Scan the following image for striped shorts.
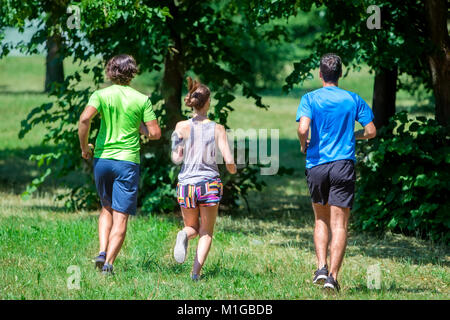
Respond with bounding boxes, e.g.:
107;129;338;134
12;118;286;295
176;179;223;209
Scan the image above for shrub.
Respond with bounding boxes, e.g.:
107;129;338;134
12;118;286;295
353;111;450;243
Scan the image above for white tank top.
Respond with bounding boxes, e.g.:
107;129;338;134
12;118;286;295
177;118;220;185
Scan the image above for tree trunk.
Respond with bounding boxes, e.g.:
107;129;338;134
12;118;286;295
425;0;450;126
372;67;398;129
45;33;64;92
161;1;184;131
162;49;183;130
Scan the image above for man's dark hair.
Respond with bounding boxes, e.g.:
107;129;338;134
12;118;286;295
319;53;342;83
106;54;138;85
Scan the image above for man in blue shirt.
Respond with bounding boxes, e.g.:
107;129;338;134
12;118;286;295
296;53;376;292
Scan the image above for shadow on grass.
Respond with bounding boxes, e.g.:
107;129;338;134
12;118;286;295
255;87;310;98
266;224;449;266
347;284;437;295
346;232;450;267
220;197;448;267
25;204;70;213
0;145;84;195
271;229;315;250
0;145;54;193
135;254;255;281
202;263;255;280
138;255;169;273
0;90;45;95
396;104;435;116
220;194;314;234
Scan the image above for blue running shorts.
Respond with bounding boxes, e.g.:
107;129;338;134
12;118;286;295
93;158;140;215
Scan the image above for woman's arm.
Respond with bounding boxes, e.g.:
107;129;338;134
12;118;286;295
216;124;237;174
171;122;186;165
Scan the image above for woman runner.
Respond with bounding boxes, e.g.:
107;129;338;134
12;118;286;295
171;77;236;280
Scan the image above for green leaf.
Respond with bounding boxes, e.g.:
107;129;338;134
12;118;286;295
387;217;398;229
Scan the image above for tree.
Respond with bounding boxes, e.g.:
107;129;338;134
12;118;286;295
424;0;450;126
42;0;69;92
45;32;64;91
282;0;432;129
0;0;67;92
3;0;298;211
372;67;397;128
234;9;326;91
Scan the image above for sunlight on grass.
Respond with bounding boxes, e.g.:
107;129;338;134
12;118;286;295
1;192;448;299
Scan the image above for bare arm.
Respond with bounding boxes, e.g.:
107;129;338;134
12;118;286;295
171;127;184;165
141;119;161;140
217;124;236;174
355;121;377;140
78;106;98;159
297;116;311;154
140;122;149;136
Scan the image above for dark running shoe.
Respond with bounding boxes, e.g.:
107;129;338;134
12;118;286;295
313;264;329;284
323;273;340;292
101;263;114;276
94;251;106;270
191;274;201;282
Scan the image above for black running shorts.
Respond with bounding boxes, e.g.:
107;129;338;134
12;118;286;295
305;159;356;209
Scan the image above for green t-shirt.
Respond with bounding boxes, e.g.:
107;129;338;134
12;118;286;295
87;84;157;164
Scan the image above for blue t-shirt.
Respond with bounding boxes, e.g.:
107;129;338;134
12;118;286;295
296;86;374;169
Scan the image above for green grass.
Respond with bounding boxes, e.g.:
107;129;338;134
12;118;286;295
0;56;448;300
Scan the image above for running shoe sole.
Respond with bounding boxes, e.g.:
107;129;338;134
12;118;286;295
101;264;114;276
95;256;106;270
313;275;328;284
174;230;188;263
323;281;340;292
323;283;335;290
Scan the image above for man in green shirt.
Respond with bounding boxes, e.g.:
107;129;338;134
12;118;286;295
78;54;161;275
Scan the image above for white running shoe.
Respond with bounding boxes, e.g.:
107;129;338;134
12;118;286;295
174;230;188;263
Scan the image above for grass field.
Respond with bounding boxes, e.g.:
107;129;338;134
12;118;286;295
0;56;448;300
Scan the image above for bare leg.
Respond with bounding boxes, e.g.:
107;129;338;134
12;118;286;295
312;203;330;269
181;207;200;239
99;206;113;253
192;205;218;275
329;205;350;280
105;210;129;265
174;207;199;264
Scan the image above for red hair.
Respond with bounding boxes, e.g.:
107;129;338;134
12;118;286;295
184;77;210;109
